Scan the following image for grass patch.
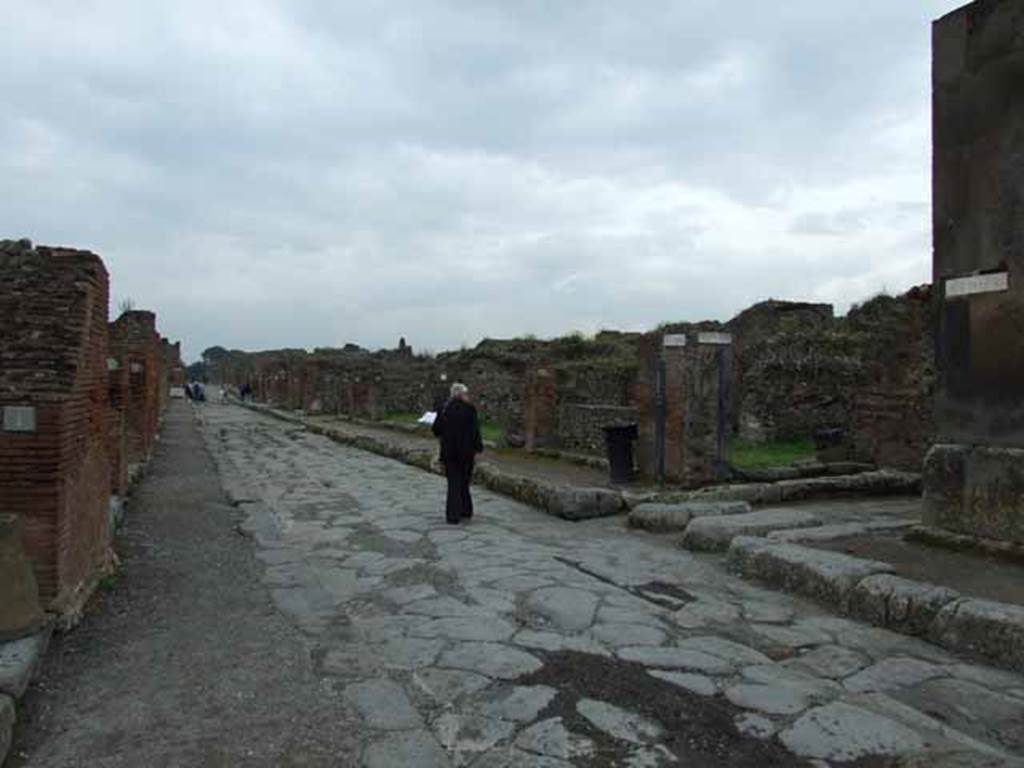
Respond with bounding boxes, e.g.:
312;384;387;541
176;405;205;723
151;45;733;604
381;411;421;425
730;438;815;469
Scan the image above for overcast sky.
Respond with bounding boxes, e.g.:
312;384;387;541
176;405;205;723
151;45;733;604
1;1;962;362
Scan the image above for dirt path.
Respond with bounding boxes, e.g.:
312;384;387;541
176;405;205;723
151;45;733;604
9;402;359;767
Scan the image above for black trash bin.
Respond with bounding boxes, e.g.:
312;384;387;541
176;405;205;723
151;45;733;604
603;424;639;484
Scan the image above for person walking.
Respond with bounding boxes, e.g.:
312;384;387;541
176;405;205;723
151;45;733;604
432;382;483;524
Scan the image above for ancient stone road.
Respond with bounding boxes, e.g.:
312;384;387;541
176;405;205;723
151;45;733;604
12;402;1024;767
201;405;1024;766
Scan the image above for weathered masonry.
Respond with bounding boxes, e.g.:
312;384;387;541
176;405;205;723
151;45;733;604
0;241;114;610
924;0;1024;544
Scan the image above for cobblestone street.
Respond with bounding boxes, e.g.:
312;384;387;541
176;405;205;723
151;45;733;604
197;404;1022;766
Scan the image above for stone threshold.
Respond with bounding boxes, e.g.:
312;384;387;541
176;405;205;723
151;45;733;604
0;629;52;767
727;536;1024;674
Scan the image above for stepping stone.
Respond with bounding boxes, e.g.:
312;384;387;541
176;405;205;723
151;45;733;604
438;643;543;680
682;509;823;552
780;702;926;762
628;501;751;532
345;679;422;730
526;587;599;632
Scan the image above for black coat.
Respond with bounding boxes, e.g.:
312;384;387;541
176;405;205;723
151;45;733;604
432;399;483;465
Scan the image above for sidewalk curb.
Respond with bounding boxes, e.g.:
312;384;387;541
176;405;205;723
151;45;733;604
727;536;1024;673
235;401;625;521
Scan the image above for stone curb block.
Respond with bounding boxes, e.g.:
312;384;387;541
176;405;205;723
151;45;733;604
847;574;961;637
237;402;624;522
667;469;921;507
928;598;1024;673
0;630;51;700
727;537;893;611
628;501;751;532
682;509;823;552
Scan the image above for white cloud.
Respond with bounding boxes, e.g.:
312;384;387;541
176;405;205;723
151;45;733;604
0;0;962;359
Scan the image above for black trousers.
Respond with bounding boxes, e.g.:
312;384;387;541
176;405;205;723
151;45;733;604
444;460;474;523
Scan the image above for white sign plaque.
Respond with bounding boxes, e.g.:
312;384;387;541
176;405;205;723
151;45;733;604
3;406;37;433
946;272;1009;299
662;334;687;348
698;331;733;346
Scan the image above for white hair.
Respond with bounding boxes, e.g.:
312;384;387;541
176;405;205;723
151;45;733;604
450;382;469;399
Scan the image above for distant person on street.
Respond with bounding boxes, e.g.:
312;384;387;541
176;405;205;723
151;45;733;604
432;382;483;525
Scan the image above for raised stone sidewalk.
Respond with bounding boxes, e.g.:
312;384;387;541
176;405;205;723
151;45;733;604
0;631;51;765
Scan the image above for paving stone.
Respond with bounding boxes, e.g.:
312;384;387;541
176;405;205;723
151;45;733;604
780;701;927;762
740;665;843;700
590;622;666;648
949;663;1024;691
476;685;558;722
784;645;872;679
576;698;662;745
525;587;599;632
432;712;517;764
515;717;594;760
672;600;739;627
752;623;833;649
439;643;543;680
728;537;893;610
363;729;452;768
412;668;492;704
646;670;718;696
682;509;823;552
616;646;733;674
345;678;422;730
734;713;776;740
892;678;1024;754
384;584;438;605
469;747;571;767
674;636;772;666
406;597;491;618
510;630;610;657
844;658;948;694
379;638;447;670
596;607;667;627
740;601;795;625
0;632;49;698
725;682;813;715
411;617;517;643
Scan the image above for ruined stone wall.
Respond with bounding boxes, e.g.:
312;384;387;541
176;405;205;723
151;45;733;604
0;241;112;606
557;404;638;455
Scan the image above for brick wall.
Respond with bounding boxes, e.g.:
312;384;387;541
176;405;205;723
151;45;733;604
110;311;161;472
0;241;112;606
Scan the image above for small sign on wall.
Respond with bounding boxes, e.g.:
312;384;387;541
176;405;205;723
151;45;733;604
946;271;1009;299
663;334;687;348
3;406;37;433
697;331;733;346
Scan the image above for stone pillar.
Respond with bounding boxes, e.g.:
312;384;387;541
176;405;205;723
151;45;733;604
924;0;1024;543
